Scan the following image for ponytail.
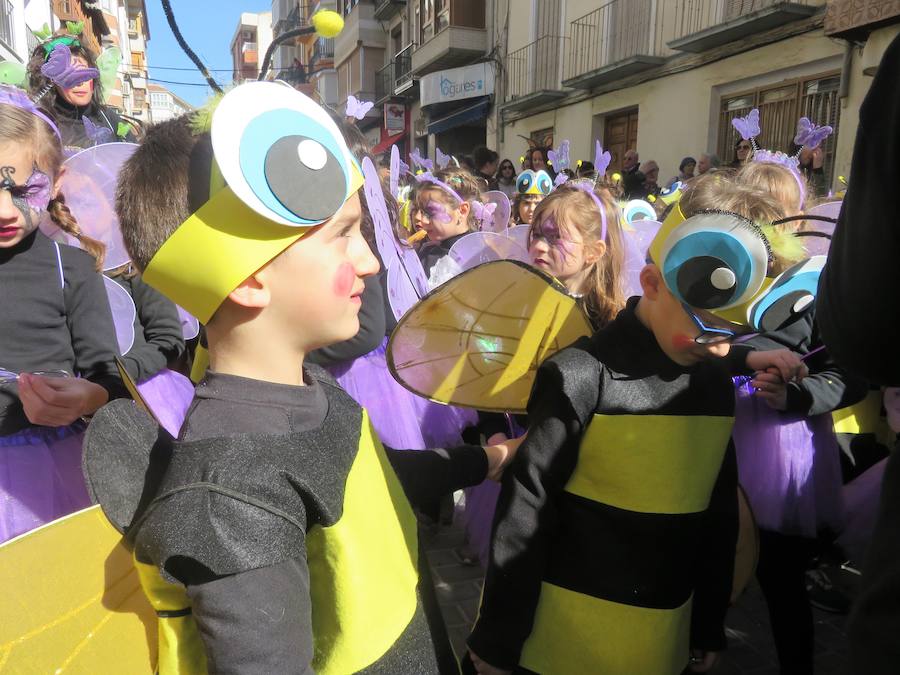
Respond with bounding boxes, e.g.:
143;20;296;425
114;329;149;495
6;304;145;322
48;193;106;271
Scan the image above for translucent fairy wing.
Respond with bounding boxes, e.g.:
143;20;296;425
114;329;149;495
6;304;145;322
449;232;529;272
797;201;840;257
362;156;428;320
507;224;530;250
0;505;157;673
387;260;592;413
389;145;400;198
481;190;511;233
621;220;659;298
42;143;139;271
176;305;201;340
96;46;122;104
103;275;136;355
0;61;26;87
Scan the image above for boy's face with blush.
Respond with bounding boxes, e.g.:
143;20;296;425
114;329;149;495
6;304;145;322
263;192;379;351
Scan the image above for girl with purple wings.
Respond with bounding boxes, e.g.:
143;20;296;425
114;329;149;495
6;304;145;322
26;30;137;153
0;86;127;543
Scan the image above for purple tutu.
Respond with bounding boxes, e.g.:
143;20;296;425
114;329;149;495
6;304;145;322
328;338;477;449
733;379;844;537
0;423;91;543
136;368;195;438
836;457;887;563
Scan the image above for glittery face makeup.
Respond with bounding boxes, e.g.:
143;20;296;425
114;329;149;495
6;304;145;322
529;216;577;259
0;166;51;233
413;188;466;242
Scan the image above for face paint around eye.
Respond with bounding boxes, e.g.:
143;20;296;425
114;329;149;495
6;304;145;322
0;166;48;232
426;200;454;224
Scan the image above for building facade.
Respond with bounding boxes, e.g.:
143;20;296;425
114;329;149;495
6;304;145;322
231;11;273;83
98;0;151;121
148;82;192;124
0;1;56;65
269;1;338;105
492;0;900;193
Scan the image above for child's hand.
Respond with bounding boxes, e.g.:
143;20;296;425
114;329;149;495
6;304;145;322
468;650;512;675
688;650;720;672
746;349;808;383
18;373;108;427
483;433;526;482
752;368;788;411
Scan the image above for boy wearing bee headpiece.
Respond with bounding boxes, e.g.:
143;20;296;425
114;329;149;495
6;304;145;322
465;194;807;674
81;82;519;673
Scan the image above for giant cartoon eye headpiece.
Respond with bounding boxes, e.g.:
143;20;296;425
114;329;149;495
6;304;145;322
649;205;772;326
143;82;364;323
516;170;553;196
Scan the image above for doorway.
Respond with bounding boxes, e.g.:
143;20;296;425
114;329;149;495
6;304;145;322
603;108;639;172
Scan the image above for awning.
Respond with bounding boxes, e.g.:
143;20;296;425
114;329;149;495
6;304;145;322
371;131;406;154
426;97;491;135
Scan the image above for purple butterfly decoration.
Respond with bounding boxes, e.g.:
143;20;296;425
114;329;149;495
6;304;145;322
794;117;833;150
471;200;498;230
41;44;99;90
731;108;761;141
547;140;570;172
410;149;433;173
83;116;114;145
435;147;451;170
594;140;611;176
554;173;569;187
345;94;374;120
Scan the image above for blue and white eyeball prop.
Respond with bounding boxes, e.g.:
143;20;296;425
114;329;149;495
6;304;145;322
657;212;770;311
623;199;657;224
516;169;553;196
658;182;684;206
210;81;362;227
747;256;824;332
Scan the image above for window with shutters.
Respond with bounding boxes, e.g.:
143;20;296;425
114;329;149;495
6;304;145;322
718;71;841;183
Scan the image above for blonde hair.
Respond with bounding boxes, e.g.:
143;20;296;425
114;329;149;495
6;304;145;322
735;161;806;218
530;184;626;328
0;103;106;269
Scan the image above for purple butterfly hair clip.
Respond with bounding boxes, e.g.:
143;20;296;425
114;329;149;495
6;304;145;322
731;108;761;141
594;141;612;176
547;140;570;172
410;149;434;173
794;117;833;150
435;147;451;170
83;116;115;145
345;94;374;121
40;43;99;92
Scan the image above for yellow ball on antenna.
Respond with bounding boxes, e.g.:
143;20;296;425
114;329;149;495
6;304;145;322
312;10;344;38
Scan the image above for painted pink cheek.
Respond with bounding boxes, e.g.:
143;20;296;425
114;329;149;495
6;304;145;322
333;262;356;297
672;333;695;350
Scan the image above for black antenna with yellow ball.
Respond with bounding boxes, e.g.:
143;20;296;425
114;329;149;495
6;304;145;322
160;0;224;94
258;10;344;82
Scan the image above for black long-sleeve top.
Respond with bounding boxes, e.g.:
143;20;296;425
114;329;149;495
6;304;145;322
0;230;125;435
110;273;186;382
155;367;487;674
468;299;738;670
738;308;868;416
817;31;900;675
52;98;137;151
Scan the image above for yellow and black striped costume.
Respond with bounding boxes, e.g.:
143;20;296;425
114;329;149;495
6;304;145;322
468;298;739;675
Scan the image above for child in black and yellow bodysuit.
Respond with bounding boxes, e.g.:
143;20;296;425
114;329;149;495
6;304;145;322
80;82;520;674
466;188;809;675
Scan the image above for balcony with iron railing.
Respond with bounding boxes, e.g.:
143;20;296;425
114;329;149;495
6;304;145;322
669;0;822;52
374;43;418;103
312;37;335;63
411;3;487;77
564;0;668;89
504;36;569;111
374;0;405;21
0;0;14;51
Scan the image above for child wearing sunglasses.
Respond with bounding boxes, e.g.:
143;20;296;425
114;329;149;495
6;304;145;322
464;178;804;674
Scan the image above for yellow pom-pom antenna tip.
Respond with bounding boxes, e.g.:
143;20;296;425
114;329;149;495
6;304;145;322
312;10;344;38
611;172;622;182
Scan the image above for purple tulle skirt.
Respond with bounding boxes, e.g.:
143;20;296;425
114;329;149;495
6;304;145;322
733;378;844;537
836;457;887;563
328;338;477;449
136;368;196;438
0;423;90;544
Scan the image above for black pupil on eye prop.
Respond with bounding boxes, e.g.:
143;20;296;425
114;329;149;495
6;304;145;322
264;135;346;221
757;290;812;332
519;175;532;191
676;256;737;309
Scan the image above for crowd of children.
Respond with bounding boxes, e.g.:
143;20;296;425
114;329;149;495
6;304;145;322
0;16;898;675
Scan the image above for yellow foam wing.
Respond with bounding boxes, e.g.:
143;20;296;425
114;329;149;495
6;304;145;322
387;260;592;414
0;506;157;674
